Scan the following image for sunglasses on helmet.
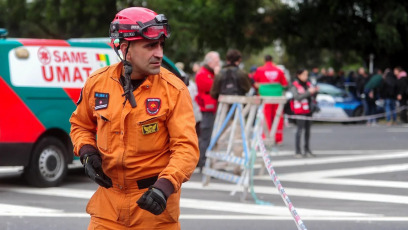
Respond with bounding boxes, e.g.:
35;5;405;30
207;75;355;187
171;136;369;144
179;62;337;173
110;14;171;40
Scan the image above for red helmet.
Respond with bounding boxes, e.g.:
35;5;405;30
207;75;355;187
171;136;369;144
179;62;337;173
109;7;171;41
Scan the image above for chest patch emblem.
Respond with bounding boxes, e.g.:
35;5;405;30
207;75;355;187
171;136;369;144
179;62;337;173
142;122;158;135
94;92;109;110
146;98;161;115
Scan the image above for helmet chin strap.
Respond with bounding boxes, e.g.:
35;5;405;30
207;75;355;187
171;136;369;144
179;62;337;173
114;41;137;108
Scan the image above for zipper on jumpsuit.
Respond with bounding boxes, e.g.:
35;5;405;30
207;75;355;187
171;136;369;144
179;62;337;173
118;80;152;191
110;76;128;191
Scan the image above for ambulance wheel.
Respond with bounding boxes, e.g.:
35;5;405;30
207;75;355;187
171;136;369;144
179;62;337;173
24;137;68;187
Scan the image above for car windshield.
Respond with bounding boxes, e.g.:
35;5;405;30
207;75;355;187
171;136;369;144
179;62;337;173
317;83;346;97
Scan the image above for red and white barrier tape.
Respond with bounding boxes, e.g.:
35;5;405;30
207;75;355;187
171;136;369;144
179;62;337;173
257;134;307;230
286;106;407;122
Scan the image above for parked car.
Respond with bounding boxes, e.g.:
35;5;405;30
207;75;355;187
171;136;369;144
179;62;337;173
313;83;364;119
285;83;384;122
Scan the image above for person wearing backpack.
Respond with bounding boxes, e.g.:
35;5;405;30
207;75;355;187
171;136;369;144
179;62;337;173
210;49;252;100
210;49;252;175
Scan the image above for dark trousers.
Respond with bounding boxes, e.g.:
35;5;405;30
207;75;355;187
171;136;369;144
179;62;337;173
295;119;311;154
365;96;377;123
198;112;215;167
399;98;407;123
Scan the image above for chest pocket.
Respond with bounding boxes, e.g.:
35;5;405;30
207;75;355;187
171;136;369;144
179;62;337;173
135;113;168;154
96;111;111;152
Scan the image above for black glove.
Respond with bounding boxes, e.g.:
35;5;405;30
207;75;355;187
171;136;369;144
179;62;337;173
137;187;167;215
82;153;112;188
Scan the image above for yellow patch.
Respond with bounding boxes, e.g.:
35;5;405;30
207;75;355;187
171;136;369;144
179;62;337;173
142;122;158;135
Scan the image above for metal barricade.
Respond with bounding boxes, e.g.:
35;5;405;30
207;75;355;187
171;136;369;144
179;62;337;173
202;95;287;200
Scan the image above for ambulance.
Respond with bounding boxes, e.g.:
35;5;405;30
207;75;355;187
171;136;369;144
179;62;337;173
0;29;184;187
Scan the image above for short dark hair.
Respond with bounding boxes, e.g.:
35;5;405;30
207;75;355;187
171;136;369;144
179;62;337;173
264;55;273;62
296;68;307;77
226;49;242;63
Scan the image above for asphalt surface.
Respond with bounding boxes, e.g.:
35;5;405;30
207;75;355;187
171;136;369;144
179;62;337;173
0;123;407;230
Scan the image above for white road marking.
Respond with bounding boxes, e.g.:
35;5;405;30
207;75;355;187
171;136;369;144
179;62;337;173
0;211;405;221
254;161;408;189
1;150;407;221
264;151;408;167
282;177;408;189
266;163;408;180
0;186;94;199
180;215;408;222
180;198;374;217
183;181;408;205
0;186;379;218
0;197;374;218
274;149;406;156
0;204;62;214
0;212;88;217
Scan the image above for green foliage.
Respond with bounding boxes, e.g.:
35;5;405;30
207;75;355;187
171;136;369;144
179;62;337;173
143;0;273;70
2;0;408;72
2;0;117;38
270;0;408;70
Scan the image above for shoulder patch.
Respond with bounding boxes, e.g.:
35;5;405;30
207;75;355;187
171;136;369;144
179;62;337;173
160;67;185;90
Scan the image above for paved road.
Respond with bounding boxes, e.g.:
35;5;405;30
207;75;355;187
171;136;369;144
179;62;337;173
0;123;407;230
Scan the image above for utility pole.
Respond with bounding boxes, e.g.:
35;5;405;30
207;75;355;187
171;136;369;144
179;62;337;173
369;53;374;74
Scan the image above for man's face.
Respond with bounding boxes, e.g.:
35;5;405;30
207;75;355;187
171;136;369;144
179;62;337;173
393;68;399;76
122;38;165;79
358;67;365;75
208;54;220;70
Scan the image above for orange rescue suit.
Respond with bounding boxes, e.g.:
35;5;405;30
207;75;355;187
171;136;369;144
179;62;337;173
70;62;199;230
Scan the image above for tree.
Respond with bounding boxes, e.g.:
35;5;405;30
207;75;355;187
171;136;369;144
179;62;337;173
1;0;282;71
2;0;117;38
269;0;408;70
142;0;281;70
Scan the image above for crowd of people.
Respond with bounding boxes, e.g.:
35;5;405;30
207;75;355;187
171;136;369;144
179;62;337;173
310;66;408;126
186;52;408;164
186;51;321;164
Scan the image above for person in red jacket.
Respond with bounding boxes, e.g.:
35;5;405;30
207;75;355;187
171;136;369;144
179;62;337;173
253;55;288;144
195;51;220;169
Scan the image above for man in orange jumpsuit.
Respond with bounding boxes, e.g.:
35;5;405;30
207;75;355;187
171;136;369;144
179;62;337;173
70;7;199;230
253;55;288;144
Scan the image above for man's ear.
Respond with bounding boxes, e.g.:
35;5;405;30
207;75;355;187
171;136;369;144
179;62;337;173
119;41;130;60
